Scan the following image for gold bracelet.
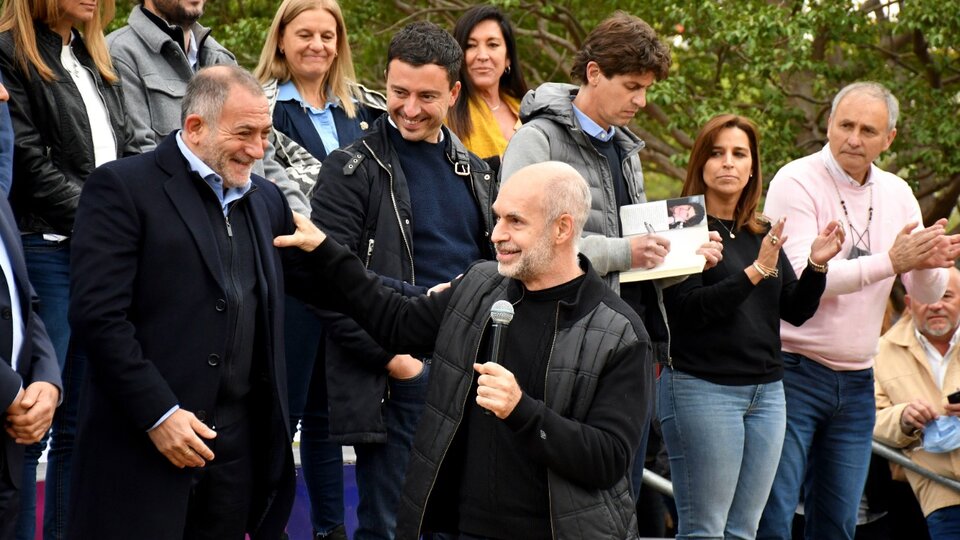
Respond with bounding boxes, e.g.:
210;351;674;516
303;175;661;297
752;261;778;279
756;260;779;278
808;257;828;273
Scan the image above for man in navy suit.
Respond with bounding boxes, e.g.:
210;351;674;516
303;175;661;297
0;77;61;540
67;65;308;539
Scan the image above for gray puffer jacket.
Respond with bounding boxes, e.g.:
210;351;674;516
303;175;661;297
501;83;673;362
502;82;647;286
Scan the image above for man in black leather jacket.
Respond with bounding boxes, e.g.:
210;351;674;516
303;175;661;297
309;21;496;540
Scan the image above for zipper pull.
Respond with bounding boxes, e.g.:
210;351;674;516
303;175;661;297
365;238;375;267
224;215;233;237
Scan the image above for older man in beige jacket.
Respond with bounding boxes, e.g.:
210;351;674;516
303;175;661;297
875;266;960;538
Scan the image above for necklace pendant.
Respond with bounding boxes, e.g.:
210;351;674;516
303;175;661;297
728;232;735;239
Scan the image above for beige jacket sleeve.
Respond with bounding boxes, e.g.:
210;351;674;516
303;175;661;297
874;371;922;448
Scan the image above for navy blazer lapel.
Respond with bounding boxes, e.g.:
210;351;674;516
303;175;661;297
332;108;363;151
0;197;31;316
163;173;228;292
245;185;279;303
156;138;227;291
276;101;328;161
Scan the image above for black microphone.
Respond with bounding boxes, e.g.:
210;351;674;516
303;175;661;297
482;300;514;417
488;300;515;365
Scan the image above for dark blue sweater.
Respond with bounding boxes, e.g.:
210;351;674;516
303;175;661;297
388;125;484;287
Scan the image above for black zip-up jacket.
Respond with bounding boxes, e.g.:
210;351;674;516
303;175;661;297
0;23;134;235
310;115;497;442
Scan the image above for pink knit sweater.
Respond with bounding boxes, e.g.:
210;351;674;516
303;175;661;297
763;146;947;371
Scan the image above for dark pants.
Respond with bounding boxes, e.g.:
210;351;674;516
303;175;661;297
927;505;960;540
18;235;80;540
0;448;20;540
354;363;430;540
183;414;256;540
284;296;344;535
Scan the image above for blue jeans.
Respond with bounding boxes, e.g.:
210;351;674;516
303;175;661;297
658;367;786;539
757;353;875;540
927;505;960;540
284;296;344;535
16;235;81;540
354;362;430;540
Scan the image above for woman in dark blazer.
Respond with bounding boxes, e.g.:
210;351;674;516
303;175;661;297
253;0;383;537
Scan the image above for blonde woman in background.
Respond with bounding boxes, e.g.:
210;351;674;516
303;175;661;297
254;1;384;538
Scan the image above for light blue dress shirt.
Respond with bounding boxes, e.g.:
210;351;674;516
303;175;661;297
571;102;617;142
277;81;341;155
175;131;252;217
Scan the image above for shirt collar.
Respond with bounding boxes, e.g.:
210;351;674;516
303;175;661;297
915;326;960;362
185;28;198;70
175;131;251;215
820;144;876;187
571;102;616;142
277;80;341;111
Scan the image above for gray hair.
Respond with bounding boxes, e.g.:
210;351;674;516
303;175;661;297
830;82;899;132
504;162;592;246
181;65;266;126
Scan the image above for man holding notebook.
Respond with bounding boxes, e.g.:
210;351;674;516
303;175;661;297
500;11;722;503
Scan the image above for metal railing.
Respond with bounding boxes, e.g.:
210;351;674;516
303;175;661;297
639;439;960;498
871;439;960;493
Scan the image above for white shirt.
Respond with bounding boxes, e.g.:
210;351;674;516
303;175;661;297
916;328;960;390
0;238;24;370
59;37;116;168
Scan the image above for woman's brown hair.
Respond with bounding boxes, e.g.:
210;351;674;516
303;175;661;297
681;114;765;234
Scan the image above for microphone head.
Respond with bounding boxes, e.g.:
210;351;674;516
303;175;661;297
490;300;515;325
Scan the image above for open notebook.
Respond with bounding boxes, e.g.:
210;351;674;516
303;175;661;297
619;194;708;282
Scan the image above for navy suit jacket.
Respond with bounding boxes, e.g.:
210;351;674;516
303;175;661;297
67;133;299;539
0;190;60;489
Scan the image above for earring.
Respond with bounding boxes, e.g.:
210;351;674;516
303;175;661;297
505;65;511;75
279;48;284;55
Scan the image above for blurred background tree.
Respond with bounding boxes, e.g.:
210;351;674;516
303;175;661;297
110;0;960;223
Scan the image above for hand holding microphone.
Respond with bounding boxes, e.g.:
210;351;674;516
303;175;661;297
475;300;521;418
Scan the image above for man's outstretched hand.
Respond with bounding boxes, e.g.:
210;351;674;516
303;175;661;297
274;211;327;252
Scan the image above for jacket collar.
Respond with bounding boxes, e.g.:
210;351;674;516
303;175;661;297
520;82;646;156
368;115;474;174
35;21;83;52
128;5;212;55
883;313;949;383
502;255;606;329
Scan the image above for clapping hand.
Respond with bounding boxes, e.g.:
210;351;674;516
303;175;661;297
809;220;845;265
756;218;787;271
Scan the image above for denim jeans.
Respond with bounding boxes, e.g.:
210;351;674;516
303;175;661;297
926;504;960;540
658;367;786;539
354;362;430;540
757;353;875;540
284;295;344;535
16;235;81;540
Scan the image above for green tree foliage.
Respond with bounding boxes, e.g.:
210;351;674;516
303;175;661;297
110;0;959;221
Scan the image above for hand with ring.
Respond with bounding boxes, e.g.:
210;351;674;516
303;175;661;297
750;217;786;283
